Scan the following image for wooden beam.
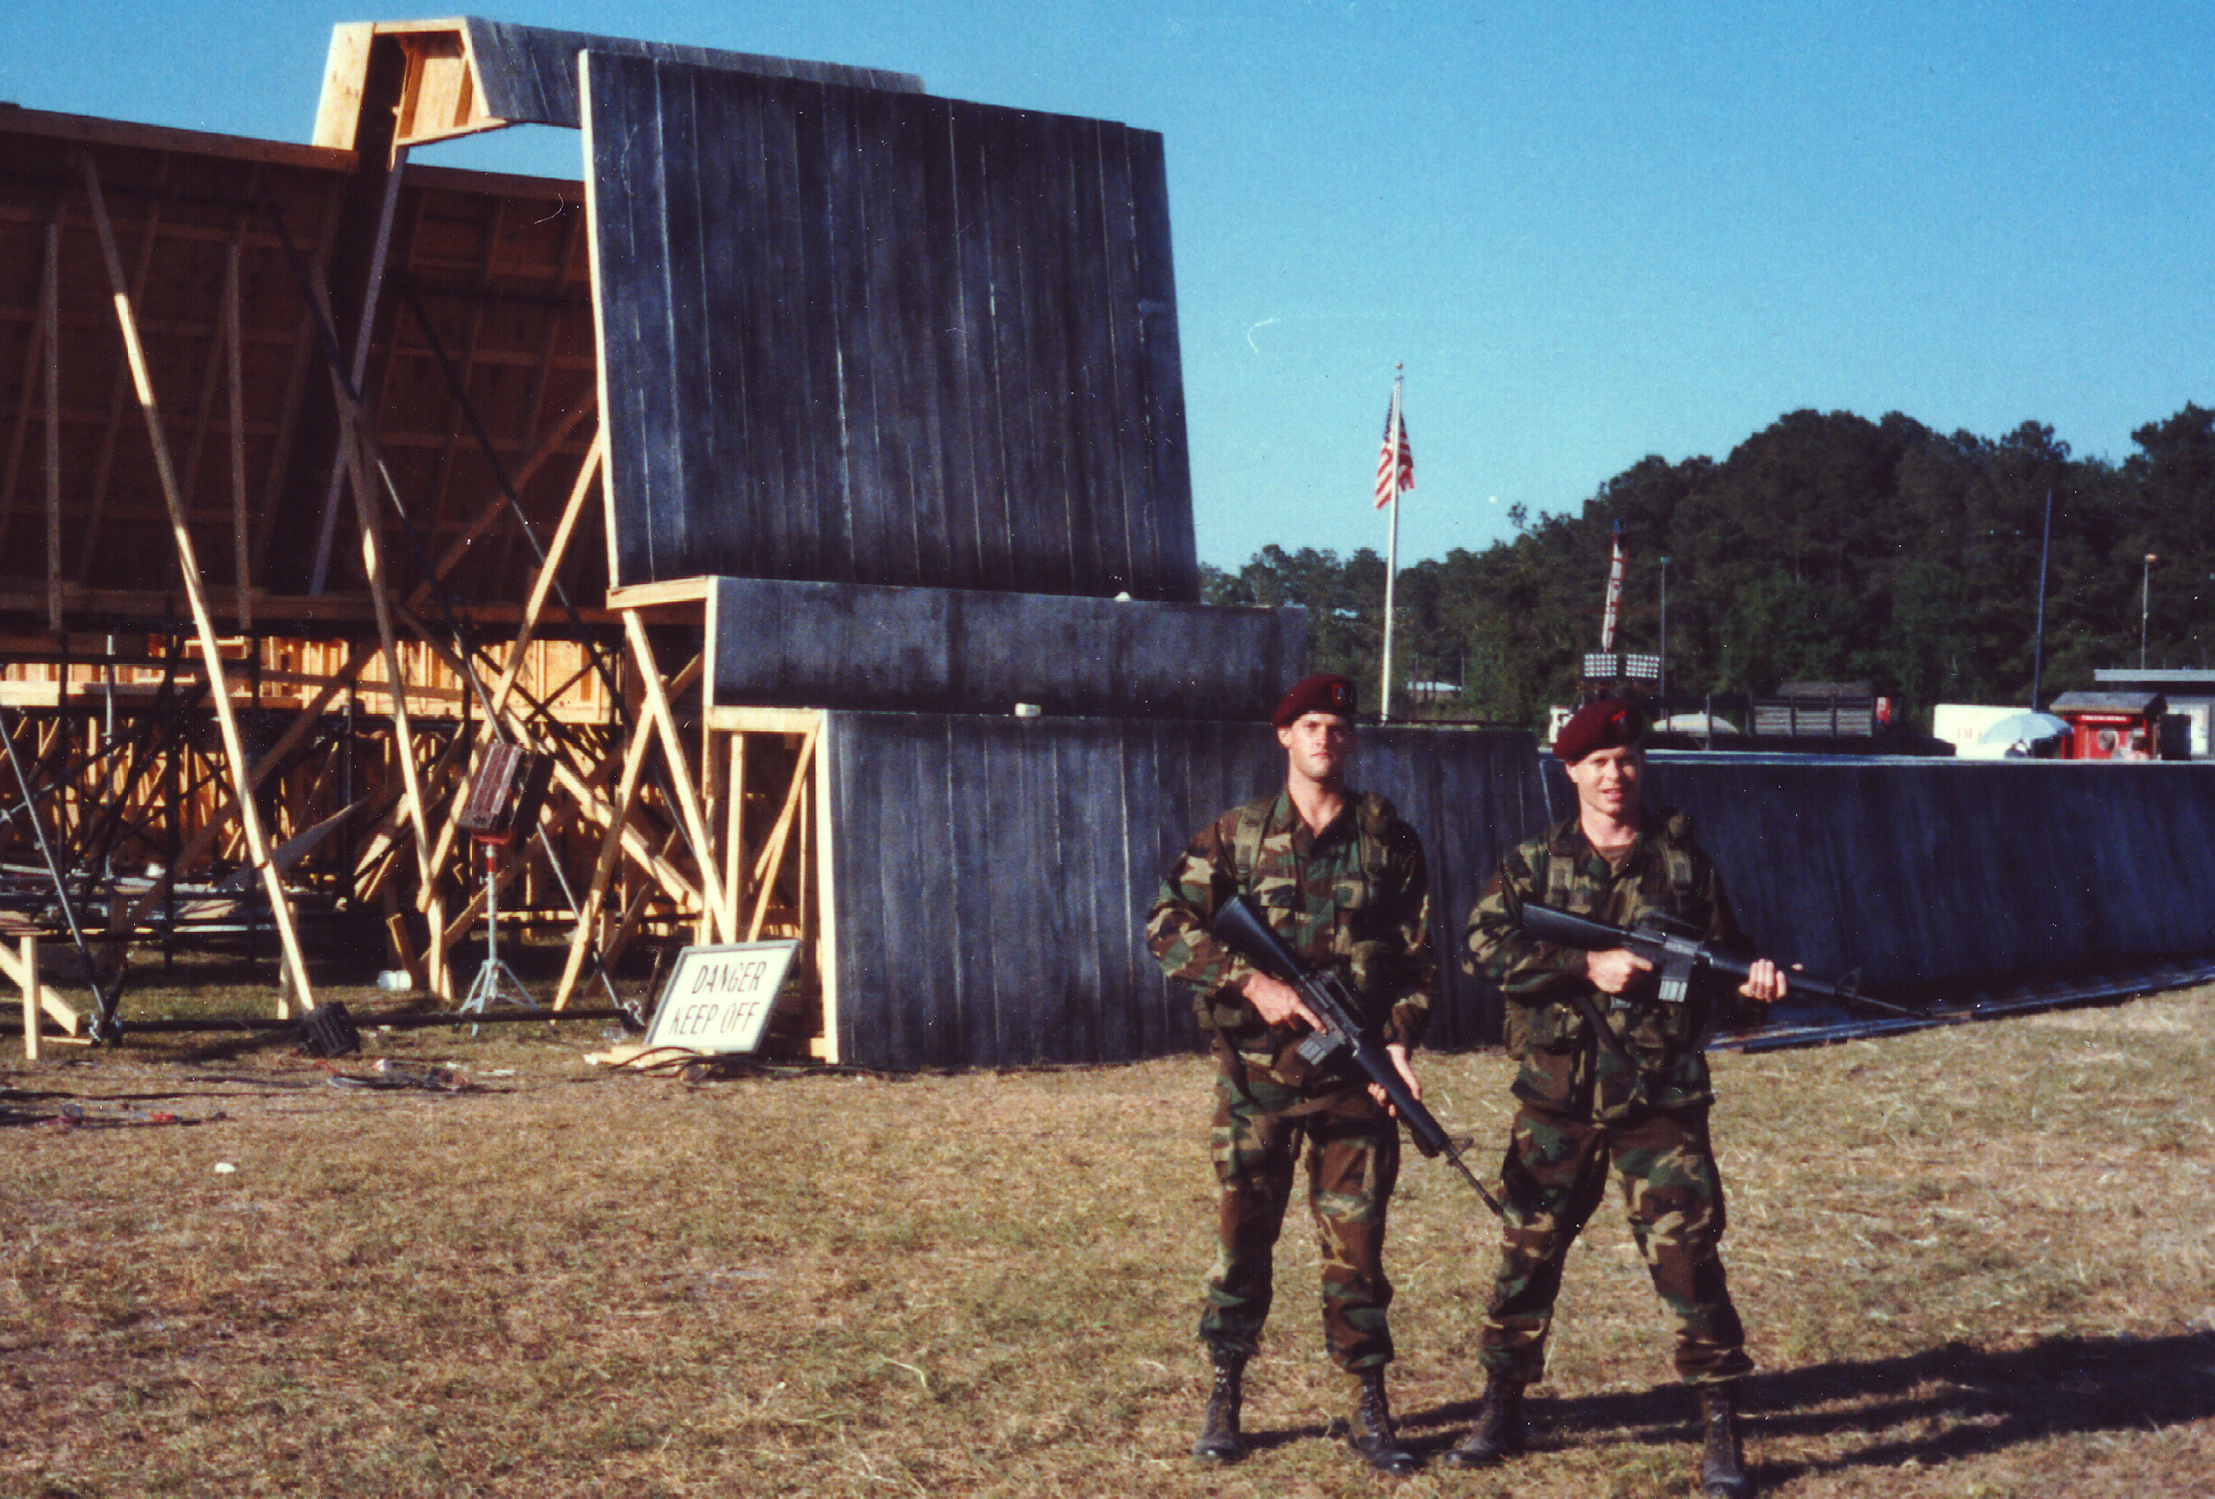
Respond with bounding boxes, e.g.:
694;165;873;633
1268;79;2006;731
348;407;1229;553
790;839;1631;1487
18;936;35;1061
224;242;251;630
811;711;840;1064
81;159;314;1017
42;221;60;633
551;711;654;1010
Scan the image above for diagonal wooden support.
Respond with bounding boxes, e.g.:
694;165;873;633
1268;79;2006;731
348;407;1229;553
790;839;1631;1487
746;725;819;943
551;701;657;1011
489;432;603;717
82;159;313;1016
625;611;729;942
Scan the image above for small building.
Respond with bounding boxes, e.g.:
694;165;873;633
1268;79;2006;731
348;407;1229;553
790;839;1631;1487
2094;670;2215;758
2050;691;2167;760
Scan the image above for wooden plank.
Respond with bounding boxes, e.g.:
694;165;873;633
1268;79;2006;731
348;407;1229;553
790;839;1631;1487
842;84;919;587
659;60;733;582
811;711;841;1062
975;103;1048;594
1027;113;1098;597
788;79;851;584
703;66;775;581
920;100;989;591
1051;722;1117;1062
582;50;683;588
1126;128;1198;602
18;936;35;1061
1083;121;1143;594
883;89;955;588
828;84;900;589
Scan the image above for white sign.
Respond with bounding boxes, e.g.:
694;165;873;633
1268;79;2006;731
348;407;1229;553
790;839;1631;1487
643;941;801;1055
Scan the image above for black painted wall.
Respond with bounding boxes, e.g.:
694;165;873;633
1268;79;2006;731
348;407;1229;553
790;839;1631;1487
1640;755;2215;990
583;52;1196;600
825;730;2215;1070
823;715;1540;1069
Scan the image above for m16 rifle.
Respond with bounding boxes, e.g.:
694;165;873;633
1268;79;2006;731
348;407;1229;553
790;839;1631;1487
1517;901;1915;1021
1210;893;1502;1218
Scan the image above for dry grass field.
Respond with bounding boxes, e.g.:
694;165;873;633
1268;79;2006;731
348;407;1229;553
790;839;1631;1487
3;968;2212;1497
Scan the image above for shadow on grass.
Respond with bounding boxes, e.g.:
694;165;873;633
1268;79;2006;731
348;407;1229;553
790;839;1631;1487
1394;1331;2215;1478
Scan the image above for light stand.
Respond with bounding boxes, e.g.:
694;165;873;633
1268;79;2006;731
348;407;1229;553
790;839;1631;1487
455;743;548;1025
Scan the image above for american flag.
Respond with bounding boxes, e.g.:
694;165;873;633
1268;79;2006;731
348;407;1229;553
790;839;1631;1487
1373;385;1414;508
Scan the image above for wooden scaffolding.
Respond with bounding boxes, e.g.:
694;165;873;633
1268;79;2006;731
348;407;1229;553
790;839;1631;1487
0;22;865;1048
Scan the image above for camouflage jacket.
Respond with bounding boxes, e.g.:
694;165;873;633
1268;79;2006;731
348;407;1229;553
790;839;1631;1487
1465;806;1762;1122
1146;789;1436;1076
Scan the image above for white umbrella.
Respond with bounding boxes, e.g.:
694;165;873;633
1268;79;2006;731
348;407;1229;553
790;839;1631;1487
1977;711;2070;755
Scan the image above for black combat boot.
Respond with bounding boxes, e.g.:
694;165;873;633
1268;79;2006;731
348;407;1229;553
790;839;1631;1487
1442;1372;1525;1467
1697;1379;1754;1497
1191;1347;1247;1463
1345;1366;1418;1476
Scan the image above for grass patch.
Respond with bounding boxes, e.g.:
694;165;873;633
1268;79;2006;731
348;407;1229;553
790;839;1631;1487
2;978;2212;1495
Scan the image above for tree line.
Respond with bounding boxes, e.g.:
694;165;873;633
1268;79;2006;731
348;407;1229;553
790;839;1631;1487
1203;405;2215;733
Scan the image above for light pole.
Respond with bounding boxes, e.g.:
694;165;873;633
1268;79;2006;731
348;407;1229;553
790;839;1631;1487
1658;556;1670;717
2141;552;2159;669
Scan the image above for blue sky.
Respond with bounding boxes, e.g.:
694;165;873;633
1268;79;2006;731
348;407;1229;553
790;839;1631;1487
12;3;2212;573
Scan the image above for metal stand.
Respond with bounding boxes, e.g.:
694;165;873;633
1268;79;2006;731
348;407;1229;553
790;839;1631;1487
458;839;539;1024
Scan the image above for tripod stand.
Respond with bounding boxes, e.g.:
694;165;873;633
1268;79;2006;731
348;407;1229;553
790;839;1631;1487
458;834;540;1022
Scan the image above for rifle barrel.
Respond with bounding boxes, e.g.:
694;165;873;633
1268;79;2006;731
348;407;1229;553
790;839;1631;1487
1518;899;1909;1017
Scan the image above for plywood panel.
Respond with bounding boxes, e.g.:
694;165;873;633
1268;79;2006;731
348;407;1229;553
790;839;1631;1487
583;59;1198;601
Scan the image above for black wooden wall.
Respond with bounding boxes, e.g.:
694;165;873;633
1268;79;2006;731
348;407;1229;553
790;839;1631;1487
1640;756;2215;990
583;51;1197;600
825;728;2215;1071
822;715;1542;1069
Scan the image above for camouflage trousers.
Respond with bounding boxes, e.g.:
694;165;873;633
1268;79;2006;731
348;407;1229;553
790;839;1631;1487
1480;1102;1752;1385
1200;1066;1401;1371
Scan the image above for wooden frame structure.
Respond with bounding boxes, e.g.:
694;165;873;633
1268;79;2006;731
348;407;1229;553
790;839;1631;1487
0;23;870;1049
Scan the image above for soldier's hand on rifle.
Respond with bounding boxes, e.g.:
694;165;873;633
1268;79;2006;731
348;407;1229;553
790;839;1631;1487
1585;947;1652;994
1738;958;1792;1006
1367;1042;1422;1116
1242;971;1325;1032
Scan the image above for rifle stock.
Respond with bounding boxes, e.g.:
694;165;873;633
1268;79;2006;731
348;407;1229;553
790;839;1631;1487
1210;893;1502;1217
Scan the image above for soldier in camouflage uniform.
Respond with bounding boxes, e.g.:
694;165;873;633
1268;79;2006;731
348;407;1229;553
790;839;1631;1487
1146;673;1436;1476
1447;698;1784;1499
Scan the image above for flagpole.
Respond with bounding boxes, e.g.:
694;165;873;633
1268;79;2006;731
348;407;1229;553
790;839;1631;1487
1379;369;1402;723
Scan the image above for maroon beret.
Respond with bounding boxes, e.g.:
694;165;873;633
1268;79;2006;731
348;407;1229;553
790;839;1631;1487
1554;698;1643;762
1271;673;1358;728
